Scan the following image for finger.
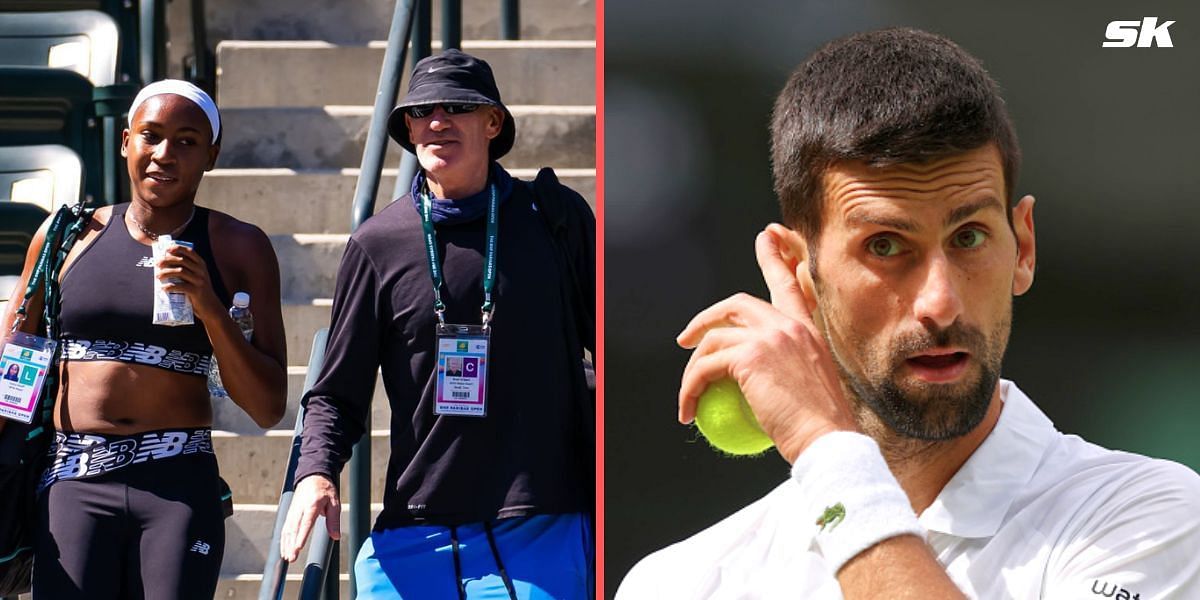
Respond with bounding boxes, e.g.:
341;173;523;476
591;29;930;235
160;246;205;269
681;328;753;422
676;293;782;349
680;325;752;386
756;225;810;321
290;503;319;561
325;497;342;541
678;345;745;424
161;270;208;287
156;255;182;269
155;264;201;278
280;504;301;561
177;247;206;267
156;266;184;279
165;244;199;258
159;278;207;296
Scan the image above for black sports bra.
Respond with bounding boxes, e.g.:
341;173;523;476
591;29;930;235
58;203;232;377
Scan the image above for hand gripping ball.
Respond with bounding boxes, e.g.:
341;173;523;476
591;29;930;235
695;379;774;456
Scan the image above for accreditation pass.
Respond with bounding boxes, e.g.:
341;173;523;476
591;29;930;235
434;323;489;417
0;332;56;424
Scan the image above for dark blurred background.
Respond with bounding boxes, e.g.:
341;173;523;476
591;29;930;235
604;0;1200;595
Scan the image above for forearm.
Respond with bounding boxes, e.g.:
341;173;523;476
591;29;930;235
292;340;376;481
294;238;384;477
206;312;286;427
837;535;965;599
295;391;368;483
1;289;28;333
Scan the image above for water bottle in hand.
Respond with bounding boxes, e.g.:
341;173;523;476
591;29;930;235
208;292;254;399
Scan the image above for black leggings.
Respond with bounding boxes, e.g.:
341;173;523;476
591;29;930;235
33;451;225;599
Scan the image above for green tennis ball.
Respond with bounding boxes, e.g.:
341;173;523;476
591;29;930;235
695;379;774;456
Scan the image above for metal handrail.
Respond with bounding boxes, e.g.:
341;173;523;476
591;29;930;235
501;0;519;39
441;0;461;50
137;0;161;85
186;0;214;94
258;328;333;600
390;0;431;202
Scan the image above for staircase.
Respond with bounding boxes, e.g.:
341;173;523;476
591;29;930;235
193;0;596;596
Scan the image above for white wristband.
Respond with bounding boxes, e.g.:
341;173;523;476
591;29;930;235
790;431;925;573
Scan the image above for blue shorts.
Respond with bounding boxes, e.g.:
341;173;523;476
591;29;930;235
353;512;593;600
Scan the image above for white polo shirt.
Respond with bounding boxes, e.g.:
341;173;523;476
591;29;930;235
617;380;1200;599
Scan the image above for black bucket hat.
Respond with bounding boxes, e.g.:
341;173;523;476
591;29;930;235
386;49;516;160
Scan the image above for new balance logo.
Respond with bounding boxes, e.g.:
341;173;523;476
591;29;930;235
1103;17;1175;48
135;256;155;268
189;540;211;555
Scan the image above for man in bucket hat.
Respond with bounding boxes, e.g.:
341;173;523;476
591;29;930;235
281;49;595;599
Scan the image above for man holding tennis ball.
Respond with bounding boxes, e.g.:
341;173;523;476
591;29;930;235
618;28;1200;599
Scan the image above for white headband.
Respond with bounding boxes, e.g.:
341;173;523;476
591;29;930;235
127;79;221;143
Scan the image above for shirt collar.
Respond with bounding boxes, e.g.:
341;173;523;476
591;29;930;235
918;379;1058;538
409;162;514;225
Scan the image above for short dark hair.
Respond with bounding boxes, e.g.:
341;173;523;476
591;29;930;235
770;28;1020;240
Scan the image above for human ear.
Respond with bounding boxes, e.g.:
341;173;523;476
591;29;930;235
120;128;129;158
765;223;819;315
205;143;220;172
485;107;503;140
1011;195;1036;296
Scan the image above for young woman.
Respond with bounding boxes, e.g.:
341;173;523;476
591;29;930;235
1;80;287;599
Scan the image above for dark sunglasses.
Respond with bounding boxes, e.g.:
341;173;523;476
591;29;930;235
404;103;482;118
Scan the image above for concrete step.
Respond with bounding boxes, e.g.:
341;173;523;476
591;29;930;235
217;40;595;108
271;233;346;301
217;573;350;598
197;168;595;234
213;431;391;505
216;105;595;170
203;0;595;45
282;300;334;366
223;503;384;577
211;364;391;434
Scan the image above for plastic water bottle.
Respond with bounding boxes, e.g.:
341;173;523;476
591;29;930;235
208;292;253;398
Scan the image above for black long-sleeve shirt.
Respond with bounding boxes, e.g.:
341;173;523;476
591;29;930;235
295;174;594;528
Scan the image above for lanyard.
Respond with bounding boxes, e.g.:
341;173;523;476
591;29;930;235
419;183;499;326
11;204;91;336
7;202;93;429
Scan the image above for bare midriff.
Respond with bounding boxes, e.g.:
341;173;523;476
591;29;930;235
53;360;213;434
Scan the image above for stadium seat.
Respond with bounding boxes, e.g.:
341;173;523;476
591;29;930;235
0;142;80;302
0;10;119;85
0;0;150;83
0;145;84;214
0;67;100;202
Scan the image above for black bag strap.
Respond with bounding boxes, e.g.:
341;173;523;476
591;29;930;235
527;168;597;516
529;167;595;351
